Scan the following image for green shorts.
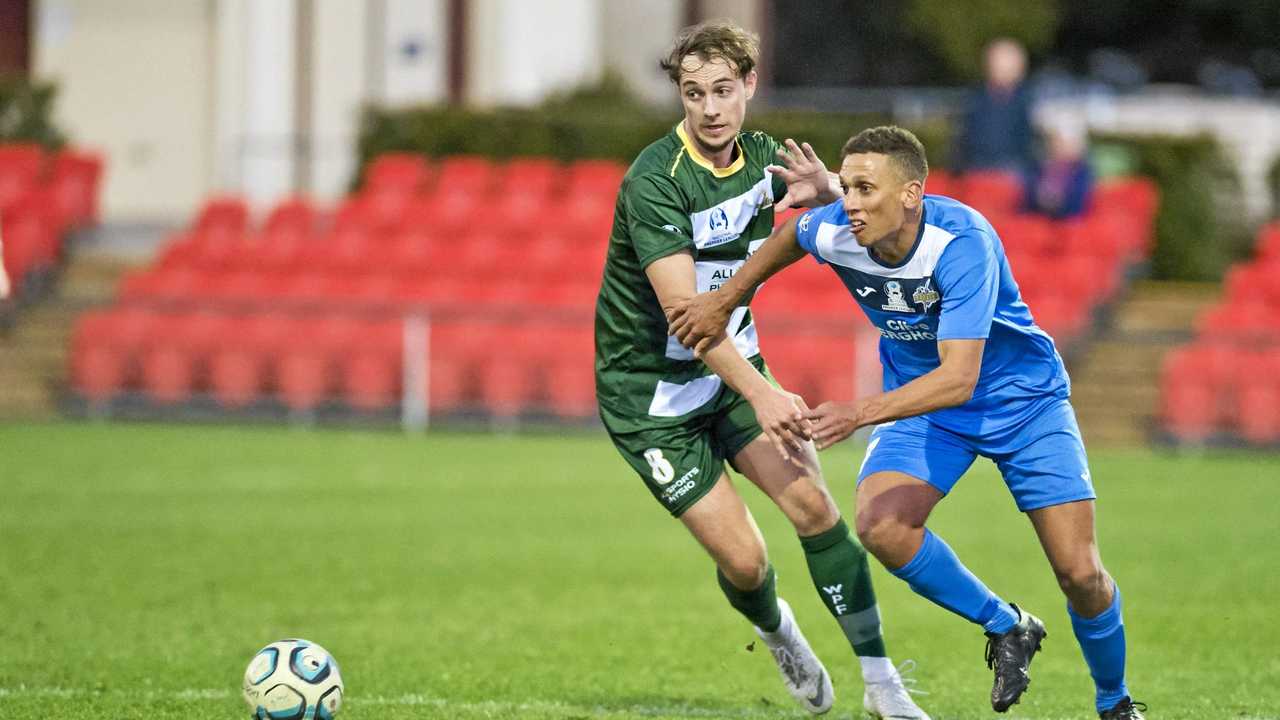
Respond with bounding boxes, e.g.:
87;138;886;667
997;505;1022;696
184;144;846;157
604;365;771;518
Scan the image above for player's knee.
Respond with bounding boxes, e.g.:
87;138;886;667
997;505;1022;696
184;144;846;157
854;506;910;560
784;482;838;536
1054;559;1109;600
720;554;769;591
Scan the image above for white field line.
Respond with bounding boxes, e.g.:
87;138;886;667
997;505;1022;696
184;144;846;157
1;687;1277;720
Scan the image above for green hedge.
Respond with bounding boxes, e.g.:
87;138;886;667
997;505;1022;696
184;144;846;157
1092;132;1251;280
0;76;65;148
356;103;1245;281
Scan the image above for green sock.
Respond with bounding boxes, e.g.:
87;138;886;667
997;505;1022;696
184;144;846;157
717;564;782;633
801;517;887;657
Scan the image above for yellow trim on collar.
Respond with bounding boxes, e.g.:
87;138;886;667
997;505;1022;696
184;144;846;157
675;122;745;178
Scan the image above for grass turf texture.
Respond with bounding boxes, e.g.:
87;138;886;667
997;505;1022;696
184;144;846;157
0;422;1277;719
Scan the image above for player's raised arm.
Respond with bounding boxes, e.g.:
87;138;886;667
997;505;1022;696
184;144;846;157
645;251;811;460
769;138;842;212
668;214;808;355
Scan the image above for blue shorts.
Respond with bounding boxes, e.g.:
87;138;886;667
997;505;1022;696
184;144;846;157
857;398;1096;512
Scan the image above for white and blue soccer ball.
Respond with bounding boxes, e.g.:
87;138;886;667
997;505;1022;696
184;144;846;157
242;639;344;720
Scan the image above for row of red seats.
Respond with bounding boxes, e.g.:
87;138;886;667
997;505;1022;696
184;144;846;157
1162;342;1280;442
1163;221;1280;443
362;154;626;198
69;305;864;418
71;307;598;417
0;143;103;297
154;226;609;279
1188;221;1280;343
118;268;601;315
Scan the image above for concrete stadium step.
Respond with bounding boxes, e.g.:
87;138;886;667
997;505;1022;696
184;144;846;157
1067;280;1221;448
0;255;139;420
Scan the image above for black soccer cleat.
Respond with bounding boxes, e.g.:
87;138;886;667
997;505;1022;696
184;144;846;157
984;604;1047;712
1099;697;1147;719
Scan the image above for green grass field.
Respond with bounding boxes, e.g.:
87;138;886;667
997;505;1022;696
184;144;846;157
1;422;1277;719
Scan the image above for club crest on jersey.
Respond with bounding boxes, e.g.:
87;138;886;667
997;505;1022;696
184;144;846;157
701;206;741;247
881;281;913;312
913;278;940;312
710;208;729;231
798;212;812;233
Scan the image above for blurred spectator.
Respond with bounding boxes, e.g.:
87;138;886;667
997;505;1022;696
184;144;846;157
1025;123;1093;219
953;38;1035;175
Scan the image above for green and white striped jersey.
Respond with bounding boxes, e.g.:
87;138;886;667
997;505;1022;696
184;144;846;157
594;122;787;432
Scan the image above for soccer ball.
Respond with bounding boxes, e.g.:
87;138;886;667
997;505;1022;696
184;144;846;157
242;639;344;720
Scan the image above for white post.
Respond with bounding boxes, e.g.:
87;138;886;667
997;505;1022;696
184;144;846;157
401;312;429;432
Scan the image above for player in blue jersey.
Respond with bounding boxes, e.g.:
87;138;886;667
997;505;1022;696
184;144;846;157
668;126;1145;719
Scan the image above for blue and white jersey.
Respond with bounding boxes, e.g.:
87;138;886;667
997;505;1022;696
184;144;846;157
794;194;1070;437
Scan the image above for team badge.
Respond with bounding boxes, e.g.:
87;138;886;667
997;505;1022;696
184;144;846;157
798;212;811;233
881;281;913;312
912;278;940;312
709;208;729;231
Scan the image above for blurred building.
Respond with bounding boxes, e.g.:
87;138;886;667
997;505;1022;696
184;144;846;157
14;0;768;222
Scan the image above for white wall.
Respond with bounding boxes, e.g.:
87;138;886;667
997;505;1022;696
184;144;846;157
467;0;603;106
309;0;369;200
600;0;682;108
33;0;215;222
377;0;449;106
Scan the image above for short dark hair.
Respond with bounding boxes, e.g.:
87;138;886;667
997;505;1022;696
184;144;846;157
660;20;760;84
841;126;929;183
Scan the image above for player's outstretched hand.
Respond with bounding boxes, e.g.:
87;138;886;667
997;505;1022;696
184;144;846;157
768;138;834;213
751;385;812;462
668;292;733;357
803;400;862;450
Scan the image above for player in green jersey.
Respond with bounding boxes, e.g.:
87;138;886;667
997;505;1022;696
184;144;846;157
593;20;929;719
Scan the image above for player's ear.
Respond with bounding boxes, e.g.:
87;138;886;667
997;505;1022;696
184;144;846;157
901;178;924;209
743;70;758;100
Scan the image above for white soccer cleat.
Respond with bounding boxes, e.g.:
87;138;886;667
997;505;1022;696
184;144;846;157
755;598;835;714
863;660;931;720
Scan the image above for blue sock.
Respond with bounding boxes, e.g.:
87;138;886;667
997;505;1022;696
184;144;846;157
1069;583;1129;712
890;529;1019;634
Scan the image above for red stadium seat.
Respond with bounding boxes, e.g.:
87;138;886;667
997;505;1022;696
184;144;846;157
1233;350;1280;442
208;347;262;407
48;149;104;227
959;171;1024;216
426;319;485;411
923;169;958;198
400;190;482;237
276;346;332;412
140;344;194;404
1255;223;1280;263
997;215;1055;258
365;153;428;192
499;157;561;197
318;228;375;274
342;318;403;411
541;323;596;417
435;156;494;195
194;196;248;238
477;322;544;417
567;159;626;201
1091;178;1158;228
70;310;128;401
0;143;44;211
263;196;319;239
